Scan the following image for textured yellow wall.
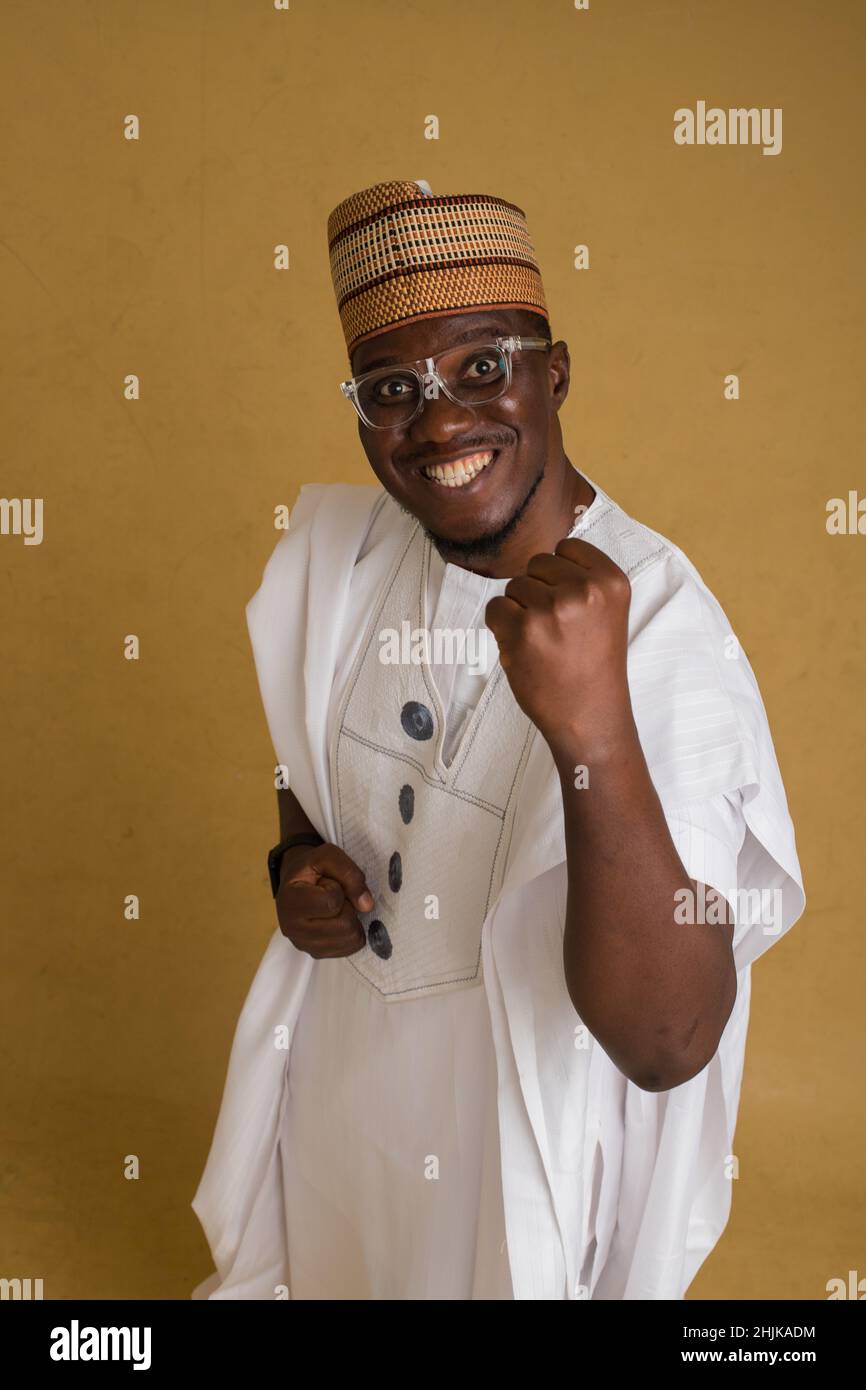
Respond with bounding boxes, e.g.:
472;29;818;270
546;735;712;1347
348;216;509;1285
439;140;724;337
1;0;862;1299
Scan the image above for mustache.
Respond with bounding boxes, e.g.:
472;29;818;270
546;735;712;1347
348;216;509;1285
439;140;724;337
397;437;512;469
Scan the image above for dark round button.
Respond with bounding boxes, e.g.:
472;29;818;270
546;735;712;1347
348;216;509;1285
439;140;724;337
388;852;402;893
398;784;415;824
367;920;393;960
400;700;434;741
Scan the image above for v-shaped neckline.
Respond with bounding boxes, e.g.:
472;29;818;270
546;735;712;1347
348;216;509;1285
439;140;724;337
418;529;506;783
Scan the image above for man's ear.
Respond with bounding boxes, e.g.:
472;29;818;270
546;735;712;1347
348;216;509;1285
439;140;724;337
549;340;571;412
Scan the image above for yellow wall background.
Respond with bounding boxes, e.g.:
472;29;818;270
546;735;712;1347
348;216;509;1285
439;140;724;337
1;0;862;1299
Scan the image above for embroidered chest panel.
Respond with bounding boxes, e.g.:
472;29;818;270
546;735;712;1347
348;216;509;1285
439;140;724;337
331;524;536;1002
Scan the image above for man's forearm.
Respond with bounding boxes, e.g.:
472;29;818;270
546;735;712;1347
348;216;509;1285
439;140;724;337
277;786;319;841
547;717;737;1092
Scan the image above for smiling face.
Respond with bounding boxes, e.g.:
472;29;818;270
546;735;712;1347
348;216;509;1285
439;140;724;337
348;307;577;571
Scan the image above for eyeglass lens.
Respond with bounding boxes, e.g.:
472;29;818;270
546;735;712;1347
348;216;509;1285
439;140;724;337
355;342;508;427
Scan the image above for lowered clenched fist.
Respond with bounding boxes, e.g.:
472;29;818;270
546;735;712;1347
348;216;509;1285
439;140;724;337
484;535;634;754
276;842;374;959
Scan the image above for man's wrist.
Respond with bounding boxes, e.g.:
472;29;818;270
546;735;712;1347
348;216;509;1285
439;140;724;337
543;706;640;773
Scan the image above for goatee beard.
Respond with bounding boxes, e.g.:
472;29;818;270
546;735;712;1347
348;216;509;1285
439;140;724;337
419;465;545;565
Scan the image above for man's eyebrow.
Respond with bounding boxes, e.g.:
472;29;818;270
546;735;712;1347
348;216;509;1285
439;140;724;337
355;323;509;374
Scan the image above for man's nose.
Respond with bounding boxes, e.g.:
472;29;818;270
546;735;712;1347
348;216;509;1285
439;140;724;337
407;380;479;444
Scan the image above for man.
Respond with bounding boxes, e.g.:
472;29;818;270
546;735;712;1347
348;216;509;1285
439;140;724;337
192;179;805;1300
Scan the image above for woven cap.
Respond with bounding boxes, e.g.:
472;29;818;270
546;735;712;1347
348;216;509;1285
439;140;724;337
327;179;549;357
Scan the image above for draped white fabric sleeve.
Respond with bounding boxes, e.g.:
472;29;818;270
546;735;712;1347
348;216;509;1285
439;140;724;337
485;486;805;1300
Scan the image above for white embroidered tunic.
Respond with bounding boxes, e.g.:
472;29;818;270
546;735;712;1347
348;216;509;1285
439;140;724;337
278;539;519;1298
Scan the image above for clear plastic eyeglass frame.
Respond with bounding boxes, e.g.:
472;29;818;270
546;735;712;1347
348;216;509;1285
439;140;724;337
339;334;552;430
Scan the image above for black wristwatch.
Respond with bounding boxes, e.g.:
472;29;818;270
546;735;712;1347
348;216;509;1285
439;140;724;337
267;831;325;898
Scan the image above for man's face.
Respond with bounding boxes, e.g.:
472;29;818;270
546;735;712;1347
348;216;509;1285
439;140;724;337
349;309;569;551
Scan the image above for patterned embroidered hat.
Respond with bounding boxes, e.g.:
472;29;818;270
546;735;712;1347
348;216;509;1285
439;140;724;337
327;178;549;358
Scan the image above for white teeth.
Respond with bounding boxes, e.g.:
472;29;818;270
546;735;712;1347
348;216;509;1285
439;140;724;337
422;451;496;487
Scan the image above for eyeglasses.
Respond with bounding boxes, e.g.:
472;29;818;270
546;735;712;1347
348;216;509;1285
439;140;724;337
339;334;551;430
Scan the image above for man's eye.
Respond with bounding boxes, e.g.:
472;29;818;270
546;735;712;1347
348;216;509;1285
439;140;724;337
462;353;505;380
372;375;416;402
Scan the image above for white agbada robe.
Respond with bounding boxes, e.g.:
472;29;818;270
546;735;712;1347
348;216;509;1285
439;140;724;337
191;472;805;1300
